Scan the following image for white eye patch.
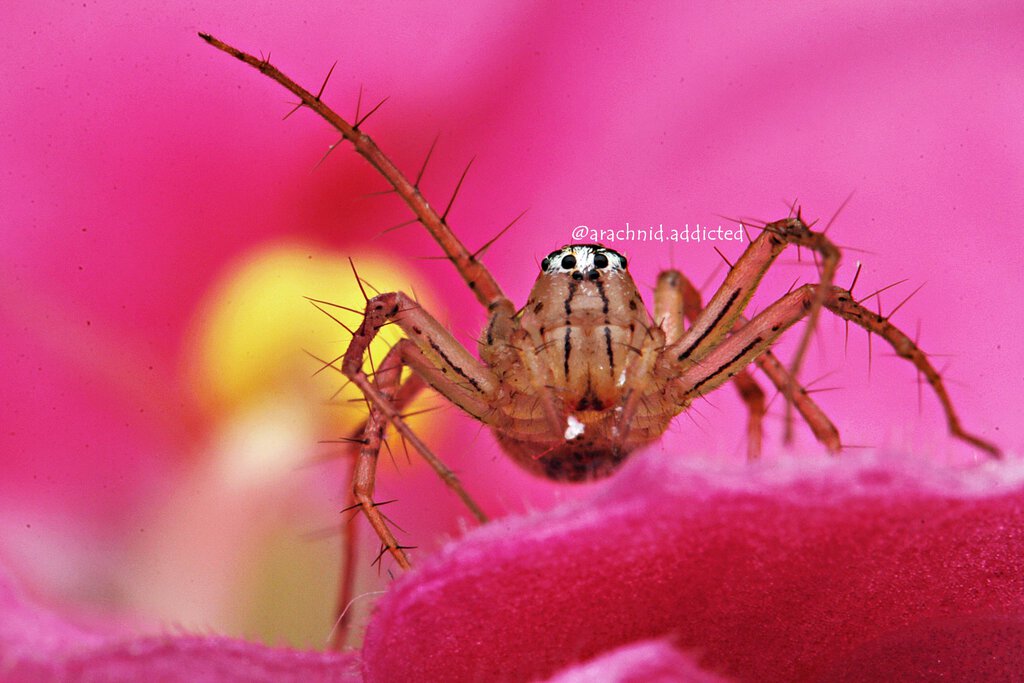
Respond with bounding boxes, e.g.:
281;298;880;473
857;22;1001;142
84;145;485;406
540;245;627;274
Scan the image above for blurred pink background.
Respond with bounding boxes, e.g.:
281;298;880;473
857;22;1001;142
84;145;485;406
2;1;1022;648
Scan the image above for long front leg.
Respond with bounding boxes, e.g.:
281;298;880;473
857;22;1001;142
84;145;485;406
199;34;514;312
670;284;1001;458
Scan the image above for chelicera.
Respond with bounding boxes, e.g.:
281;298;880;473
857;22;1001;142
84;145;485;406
199;33;1002;643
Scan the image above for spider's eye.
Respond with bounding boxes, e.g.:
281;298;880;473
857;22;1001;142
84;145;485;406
561;254;577;269
541;257;550;271
593;252;609;269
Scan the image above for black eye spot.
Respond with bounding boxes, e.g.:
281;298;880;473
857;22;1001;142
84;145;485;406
541;257;550;271
620;255;627;268
571;271;584;280
561;254;576;269
587;270;600;281
593;252;609;269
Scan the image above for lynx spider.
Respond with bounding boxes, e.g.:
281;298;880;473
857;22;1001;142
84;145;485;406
200;34;1001;643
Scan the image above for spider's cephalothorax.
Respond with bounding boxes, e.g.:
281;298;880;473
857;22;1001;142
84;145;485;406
201;35;1002;619
487;244;671;481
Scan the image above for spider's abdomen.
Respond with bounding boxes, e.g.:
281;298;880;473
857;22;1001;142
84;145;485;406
495;432;631;481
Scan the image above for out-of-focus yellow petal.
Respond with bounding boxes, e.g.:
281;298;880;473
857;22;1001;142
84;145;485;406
186;242;441;437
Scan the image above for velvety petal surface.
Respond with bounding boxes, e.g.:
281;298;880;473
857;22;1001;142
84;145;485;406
362;452;1024;682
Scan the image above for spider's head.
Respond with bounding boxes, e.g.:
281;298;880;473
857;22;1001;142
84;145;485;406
539;244;628;282
527;242;645;331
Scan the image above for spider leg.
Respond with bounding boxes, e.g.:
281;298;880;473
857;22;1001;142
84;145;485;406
671;284;1000;458
334;329;503;646
667;218;839;360
655;269;840;455
666;216;835;365
199;35;514;311
665;215;840;443
654;269;765;459
749;346;840;452
732;373;766;460
342;291;503;568
349;344;414;571
332;366;428;650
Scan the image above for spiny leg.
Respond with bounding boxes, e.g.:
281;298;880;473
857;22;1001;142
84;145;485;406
666;216;836;365
334;332;499;646
346;335;489;544
654;269;765;459
348;344;413;571
199;34;514;311
749;345;840;452
202;31;526;425
664;214;840;443
306;332;427;629
342;292;499;524
333;329;498;650
655;269;840;456
732;373;766;460
672;284;1001;458
331;367;429;650
334;291;504;597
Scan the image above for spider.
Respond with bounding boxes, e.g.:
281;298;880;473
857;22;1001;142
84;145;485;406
199;33;1001;639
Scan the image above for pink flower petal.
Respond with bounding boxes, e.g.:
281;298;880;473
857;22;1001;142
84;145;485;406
541;639;733;683
818;614;1024;682
362;452;1024;682
0;565;361;683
